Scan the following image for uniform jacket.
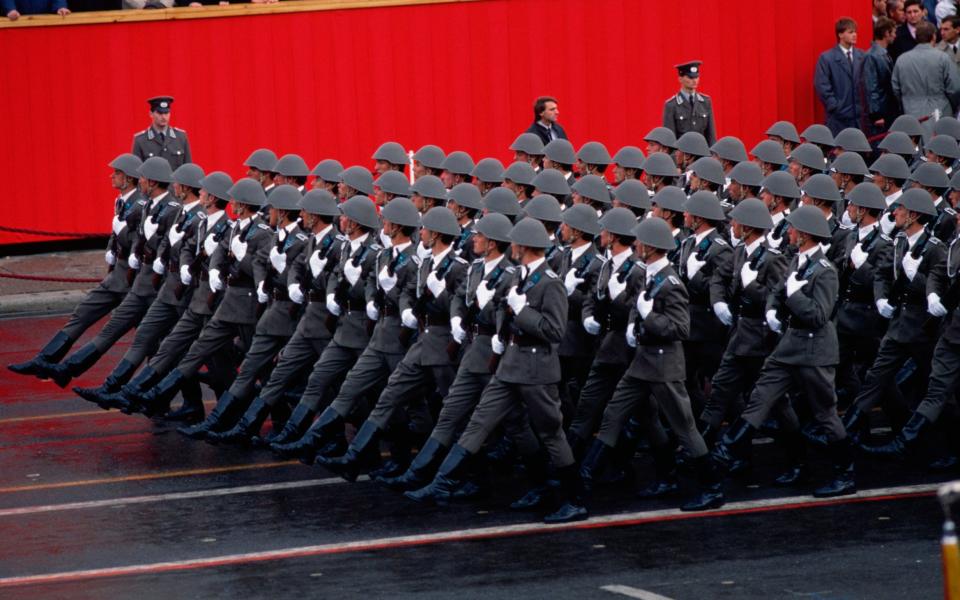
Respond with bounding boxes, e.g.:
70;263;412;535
662;91;717;145
558;244;604;358
864;42;900;125
182;211;233;317
451;255;516;374
836;225;893;337
927;231;960;344
892;44;958;118
453;221;479;263
102;189;145;293
581;252;645;366
130;191;181;298
327;234;381;349
825;215;857;269
933;201;959;243
365;242;419;354
875;230;947;343
680;229;733;342
131;127;192;170
937;39;960;67
399;249;468;366
255;223;310;337
288;227;343;340
155;200;204;307
208;216;272;325
724;241;789;357
525;121;568;146
814;45;866;133
626;264;689;382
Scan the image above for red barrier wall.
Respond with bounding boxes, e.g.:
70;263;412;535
0;0;869;246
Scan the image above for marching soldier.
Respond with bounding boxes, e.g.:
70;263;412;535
662;61;717;146
610;179;651;219
132;96;192;169
542;139;577;186
576;142;613;179
641;152;680;194
910;162;957;243
483;187;523;223
798;174;855;268
611;146;646;185
372;141;409;175
447;183;483;262
759;171;802;255
765;120;802;156
502;161;538;205
440;152;475;190
643;126;677;156
412;145;445;180
311;159;344;193
521;194;566;271
531;169;572;209
471;158;505;195
272;154;310;194
751;140;789;177
244;149;279;196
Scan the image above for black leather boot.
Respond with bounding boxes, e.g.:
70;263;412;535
39;343;102;388
578;438;612;494
404;444;472;505
377;437;449;490
8;331;72;376
110;366;160;413
510;451;551;510
485;434;515;466
316;421;381;482
860;412;931;460
74;359;137;405
566;431;588;463
207;397;272;445
164;379;204;423
841;405;866;444
544;464;589;523
600;419;643;487
710;418;756;474
177;389;243;440
266;400;292;438
698;420;718;449
368;426;421;481
813;437;857;498
680;455;726;511
139;369;187;417
270;406;342;464
255;404;315;447
636;443;679;498
772;430;810;486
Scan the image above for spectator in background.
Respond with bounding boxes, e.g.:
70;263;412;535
866;17;901;134
525;96;568;146
888;0;906;24
875;0;889;24
938;14;960;66
3;0;70;19
892;20;959;117
814;17;865;135
890;0;933;61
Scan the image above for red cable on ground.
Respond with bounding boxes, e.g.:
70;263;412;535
0;272;100;284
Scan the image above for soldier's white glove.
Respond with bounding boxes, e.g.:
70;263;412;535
880;212;896;236
168;226;185;247
209;268;223;292
582;315;601;335
343;260;362;286
143;216;159;241
636;292;654;319
257;281;269;304
111;215;126;235
475;281;496;309
366;300;379;321
375;265;396;292
152;257;165;275
230;235;247;261
417;242;432;259
507;286;527;314
713;301;733;326
740;262;759;288
928;292;948;318
607;274;627;299
491;333;505;355
180;264;192;286
625;323;637;348
686;253;707;279
401;308;418;329
765;309;782;333
105;250;117;266
564;269;584;296
876;298;894;319
785;272;807;297
203;233;219;257
326;293;342;316
850;244;869;270
128;254;141;271
426;271;446;297
379;230;392;249
288;283;304;304
309;251;327;279
269;247;287;273
451;316;466;343
902;252;922;281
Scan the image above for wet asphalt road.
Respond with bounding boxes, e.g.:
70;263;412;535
0;315;950;599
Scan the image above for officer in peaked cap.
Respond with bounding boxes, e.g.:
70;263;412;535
133;96;192;169
373;141;409;175
662;61;717;145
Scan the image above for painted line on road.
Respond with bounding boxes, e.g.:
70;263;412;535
0;400;218;424
601;584;675;600
0;482;939;588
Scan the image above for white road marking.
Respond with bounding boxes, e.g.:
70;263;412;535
601;584;675;600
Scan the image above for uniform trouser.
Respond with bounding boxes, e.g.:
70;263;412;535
147;309;209;375
915;337;960;423
226;333;291;401
458;377;574;469
741;357;844;443
851;336;936;415
700;353;764;429
597;374;709;458
366;361;456;435
835;330;880;406
60;286;126;344
260;332;331;407
176;317;255;379
568;362;628;440
298;342;364;412
90;291;156;354
559;354;592;424
683;338;724;416
119;300;184;368
327;347;404;418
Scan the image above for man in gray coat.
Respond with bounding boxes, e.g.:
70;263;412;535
893;20;959;118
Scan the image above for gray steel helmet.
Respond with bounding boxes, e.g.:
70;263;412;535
340;195;380;229
374;170;411;197
926;135;960;159
577;141;612;166
911;162;950;189
690;157;726;185
523;194;563;223
269;184;304;211
413;145;446;170
830;152;871;177
642;152;678;178
229;178;268;207
729;161;764;187
801;124;836;148
632;216;676;250
834;128;871;153
890;114;926;138
243;148;278;172
299;189;340;216
683;190;726;221
869;153;911;180
599;206;639;237
372;141;408;166
509;217;552;249
137;156;174;183
441;151;475;176
380;196;421;228
612;180;652;210
340;166;375;196
710;136;748;163
562;203;601;235
612;145;645;169
474;213;514;243
934;116;960;140
786;204;831;238
509;133;545;156
898;188;938;216
847;182;887;211
421;206;461;236
801;173;842;203
199;171;233;202
544;138;576;165
503;161;537;185
447;182;484;210
471;157;505;183
410;174;448;201
729;197;773;230
273;154;310;177
878;131;917;156
760;171;802;199
952;170;960;191
765;120;801;144
751;140;788;165
644;126;677;149
311;159;344;183
651;186;688;212
172;163;205;189
676;131;710;157
109;153;143;178
788;143;826;171
532;169;571;196
572;174;612;204
483;187;522;217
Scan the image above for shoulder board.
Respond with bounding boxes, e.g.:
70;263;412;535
472;258;484;265
134;129;147;138
929;236;944;246
454;256;468;264
370;243;382;251
295;232;308;241
768;247;782;255
411;255;422;266
504;266;517;273
819;258;834;269
713;237;728;246
173;127;186;134
257;223;271;230
136;199;147;206
880;233;892;242
167;201;181;208
839;223;855;231
668;275;681;285
197;212;208;220
336;234;348;241
894;232;907;239
598;256;610;264
665;95;679;105
946;207;957;216
544;269;558;279
696;92;711;101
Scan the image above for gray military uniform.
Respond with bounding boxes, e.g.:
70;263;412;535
557;245;604;419
132;127;192;170
662;92;717;146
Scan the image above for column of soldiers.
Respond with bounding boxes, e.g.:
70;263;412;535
10;112;960;525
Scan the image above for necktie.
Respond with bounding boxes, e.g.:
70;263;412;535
845;49;852;64
953;44;957;55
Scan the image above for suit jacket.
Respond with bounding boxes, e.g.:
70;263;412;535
208;216;272;325
892;44;958;118
451;256;516;374
582;254;645;365
680;229;733;342
130;191;181;298
288;228;343;339
662;92;717;145
813;45;866;133
254;223;310;337
875;230;947;343
365;243;419;354
927;231;960;343
155;200;204;307
864;42;900;124
723;242;789;357
399;250;468;366
625;265;689;382
102;189;145;293
182;211;233;317
525;121;568;147
131;127;192;170
889;23;919;63
558;245;604;358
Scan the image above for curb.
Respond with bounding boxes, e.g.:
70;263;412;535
0;289;88;318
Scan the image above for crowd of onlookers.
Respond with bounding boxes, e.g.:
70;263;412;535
2;0;280;21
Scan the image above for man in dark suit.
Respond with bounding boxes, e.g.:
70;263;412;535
889;0;930;62
525;96;568;146
865;17;901;136
814;17;867;135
